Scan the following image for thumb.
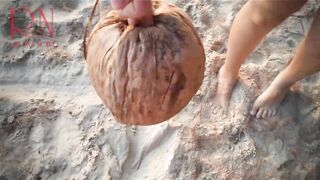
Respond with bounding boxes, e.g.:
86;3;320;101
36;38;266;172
110;0;131;9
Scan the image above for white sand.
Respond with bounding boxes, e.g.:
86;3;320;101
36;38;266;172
1;0;320;179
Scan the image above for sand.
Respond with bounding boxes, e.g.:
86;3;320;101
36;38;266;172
1;0;320;179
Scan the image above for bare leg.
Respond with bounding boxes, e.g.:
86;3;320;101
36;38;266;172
251;8;320;119
216;0;307;110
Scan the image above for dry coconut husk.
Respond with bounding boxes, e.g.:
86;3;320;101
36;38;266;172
84;0;205;125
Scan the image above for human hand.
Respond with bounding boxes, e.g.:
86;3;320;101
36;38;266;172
110;0;154;26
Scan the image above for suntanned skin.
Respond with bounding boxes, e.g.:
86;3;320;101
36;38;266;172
110;0;154;26
111;0;320;119
217;0;320;119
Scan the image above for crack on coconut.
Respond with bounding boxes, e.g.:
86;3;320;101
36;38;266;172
161;70;186;108
158;33;167;61
161;72;175;106
111;68;117;109
170;71;186;106
153;38;159;80
120;41;130;121
99;42;114;82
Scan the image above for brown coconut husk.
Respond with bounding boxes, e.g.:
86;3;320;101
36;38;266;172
84;0;205;125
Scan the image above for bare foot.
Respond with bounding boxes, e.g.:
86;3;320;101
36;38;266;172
215;65;238;111
250;82;290;119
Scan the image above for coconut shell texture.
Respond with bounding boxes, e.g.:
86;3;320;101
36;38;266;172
84;0;205;125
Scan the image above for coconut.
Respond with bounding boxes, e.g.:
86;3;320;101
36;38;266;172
84;0;205;125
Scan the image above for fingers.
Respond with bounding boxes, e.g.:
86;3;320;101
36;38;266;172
111;0;154;26
133;0;153;17
111;0;131;9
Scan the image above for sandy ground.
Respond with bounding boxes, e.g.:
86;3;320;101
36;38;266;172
1;0;320;179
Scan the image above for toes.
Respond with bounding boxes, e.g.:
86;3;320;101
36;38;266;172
253;107;278;119
267;109;273;118
256;108;264;119
250;103;259;116
271;109;277;117
264;108;278;119
262;109;269;119
258;108;280;119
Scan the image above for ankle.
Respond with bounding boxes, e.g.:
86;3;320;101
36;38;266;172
271;79;293;91
220;65;239;77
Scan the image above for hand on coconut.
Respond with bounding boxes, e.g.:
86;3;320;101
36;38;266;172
110;0;154;26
